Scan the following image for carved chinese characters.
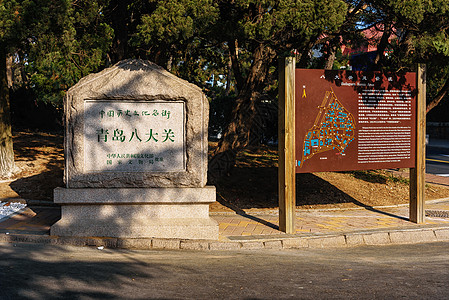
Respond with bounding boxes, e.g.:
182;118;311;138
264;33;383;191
84;100;185;172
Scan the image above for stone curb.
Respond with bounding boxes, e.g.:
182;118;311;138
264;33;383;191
1;226;449;251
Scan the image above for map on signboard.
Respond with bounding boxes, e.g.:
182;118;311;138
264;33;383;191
298;89;355;168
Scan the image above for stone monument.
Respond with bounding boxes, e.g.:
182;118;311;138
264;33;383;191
51;59;218;240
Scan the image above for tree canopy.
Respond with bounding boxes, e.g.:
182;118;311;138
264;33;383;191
1;0;449;178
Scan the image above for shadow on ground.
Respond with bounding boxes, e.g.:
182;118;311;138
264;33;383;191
0;244;165;299
8;131;63;203
9;170;63;202
215;167;360;209
215;167;409;224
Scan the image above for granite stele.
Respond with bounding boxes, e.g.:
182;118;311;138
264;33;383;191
51;59;218;240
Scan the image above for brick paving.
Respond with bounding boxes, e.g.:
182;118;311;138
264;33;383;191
0;206;60;235
211;200;449;239
1;200;449;240
1;200;449;239
1;175;449;243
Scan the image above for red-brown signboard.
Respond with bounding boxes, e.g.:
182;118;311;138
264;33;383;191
295;69;416;173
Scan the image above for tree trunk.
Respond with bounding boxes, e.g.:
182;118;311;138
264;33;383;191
374;22;392;68
427;76;449;114
324;43;337;70
108;0;128;63
225;53;232;96
399;30;414;57
6;54;13;88
208;44;276;182
228;39;244;93
166;55;173;72
0;45;15;178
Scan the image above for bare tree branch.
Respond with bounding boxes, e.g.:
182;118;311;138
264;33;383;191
427;77;449;114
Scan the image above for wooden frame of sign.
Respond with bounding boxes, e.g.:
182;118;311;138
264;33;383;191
410;64;426;223
278;59;426;233
278;57;296;234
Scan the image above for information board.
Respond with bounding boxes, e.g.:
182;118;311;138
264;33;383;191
295;69;416;173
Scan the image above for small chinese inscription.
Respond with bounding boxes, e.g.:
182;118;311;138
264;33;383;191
84;100;185;172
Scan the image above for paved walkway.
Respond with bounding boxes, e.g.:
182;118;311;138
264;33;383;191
0;204;60;235
1;141;449;249
213;199;449;241
1;198;449;242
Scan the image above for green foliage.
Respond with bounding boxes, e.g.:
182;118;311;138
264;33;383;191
365;0;449;112
2;0;449;117
138;0;217;44
25;0;113;105
432;37;449;57
333;49;350;70
3;0;349;108
0;1;114;106
219;0;347;50
0;0;20;42
366;0;449;62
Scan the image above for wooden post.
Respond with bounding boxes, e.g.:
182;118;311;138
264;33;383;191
278;57;296;233
410;64;426;223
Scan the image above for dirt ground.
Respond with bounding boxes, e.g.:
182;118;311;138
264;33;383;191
2;131;449;213
0;131;63;201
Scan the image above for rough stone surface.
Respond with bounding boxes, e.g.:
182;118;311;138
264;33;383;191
152;239;181;250
0;234;54;245
344;234;365;246
307;236;347;248
64;59;208;188
434;229;449;241
363;232;391;245
54;186;216;204
241;241;264;250
54;236;92;247
51;217;219;240
56;203;211;221
83;100;185;173
116;238;152;250
85;237;118;248
282;238;309;249
3;227;449;250
263;240;283;250
180;240;210;251
209;242;241;251
389;230;437;244
51;187;219;240
53;60;218;241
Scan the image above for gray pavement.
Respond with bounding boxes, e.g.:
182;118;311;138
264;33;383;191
428;138;449;150
1;242;449;299
426;139;449;177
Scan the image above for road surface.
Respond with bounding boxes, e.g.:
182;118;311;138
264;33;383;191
1;242;448;299
427;146;449;177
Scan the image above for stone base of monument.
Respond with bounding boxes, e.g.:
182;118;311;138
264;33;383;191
50;187;219;240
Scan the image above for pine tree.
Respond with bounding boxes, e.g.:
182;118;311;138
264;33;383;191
0;0;22;177
0;0;112;177
136;0;348;180
366;0;449;112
